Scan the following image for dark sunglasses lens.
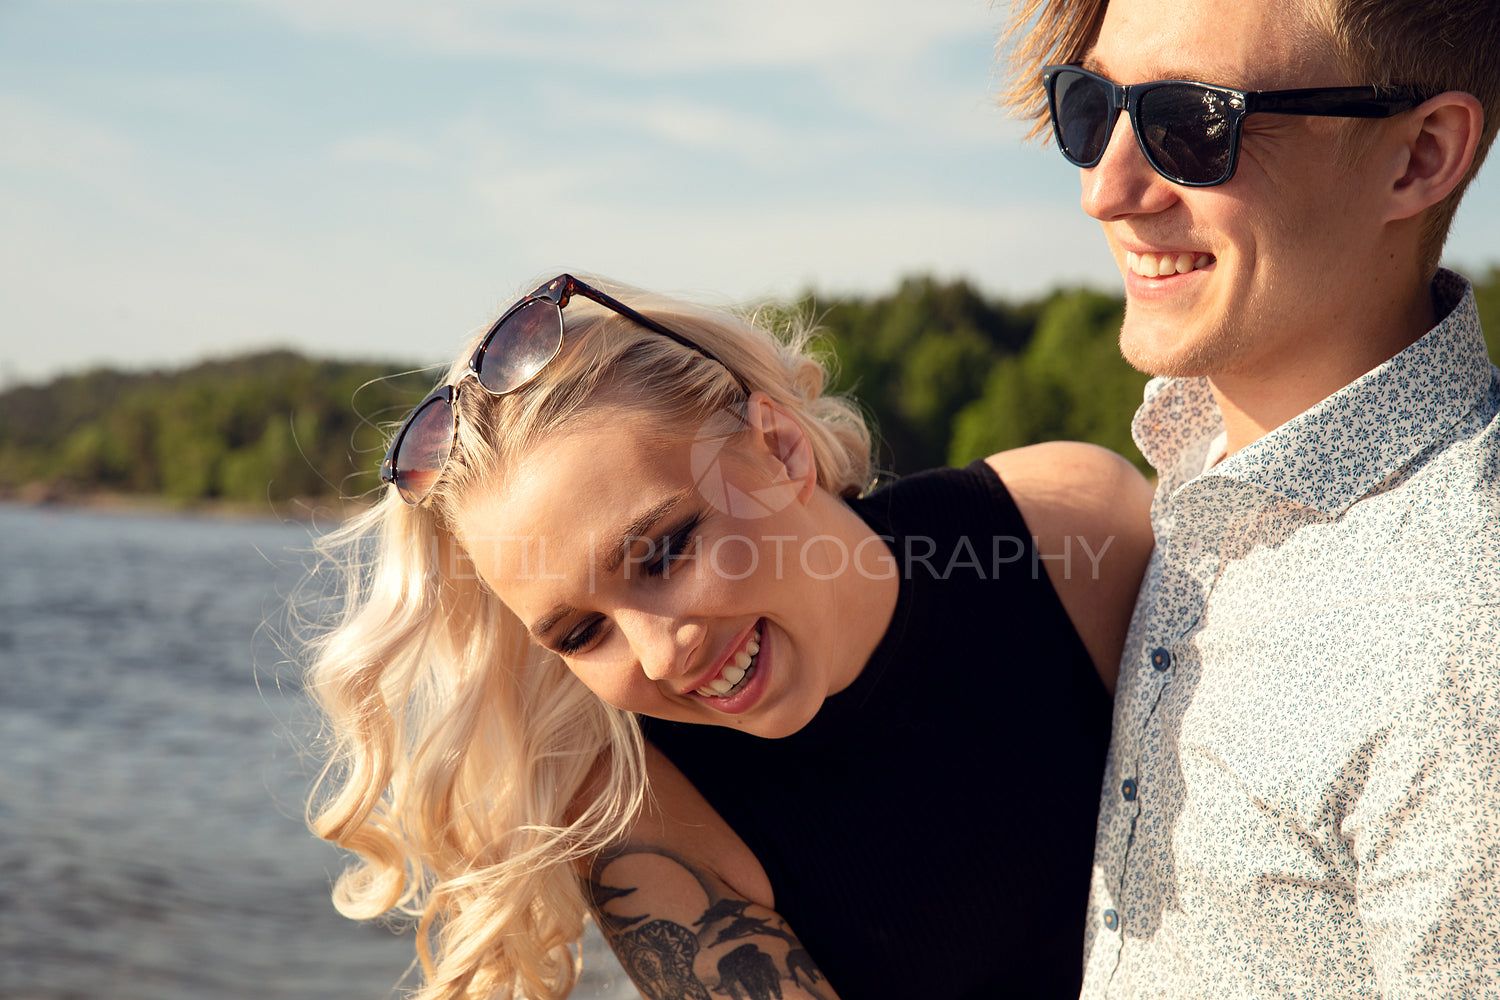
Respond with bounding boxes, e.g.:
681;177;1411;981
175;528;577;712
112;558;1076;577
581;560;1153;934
1053;70;1114;165
1137;84;1235;184
473;298;564;394
391;395;455;504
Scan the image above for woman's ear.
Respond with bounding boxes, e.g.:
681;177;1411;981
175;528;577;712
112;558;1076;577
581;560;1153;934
1384;91;1483;222
743;391;818;505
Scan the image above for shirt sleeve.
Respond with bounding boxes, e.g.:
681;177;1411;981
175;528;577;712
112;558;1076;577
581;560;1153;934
1347;601;1500;998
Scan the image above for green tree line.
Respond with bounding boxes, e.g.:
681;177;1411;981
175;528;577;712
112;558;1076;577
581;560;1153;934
0;351;432;507
3;266;1497;510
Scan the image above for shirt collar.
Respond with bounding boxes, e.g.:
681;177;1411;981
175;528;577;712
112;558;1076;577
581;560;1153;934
1133;269;1491;515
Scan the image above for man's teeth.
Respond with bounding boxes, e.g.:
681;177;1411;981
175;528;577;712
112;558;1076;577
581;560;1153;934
1127;251;1213;277
697;630;762;698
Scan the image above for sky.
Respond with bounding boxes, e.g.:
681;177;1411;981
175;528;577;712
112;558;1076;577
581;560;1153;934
2;0;1497;387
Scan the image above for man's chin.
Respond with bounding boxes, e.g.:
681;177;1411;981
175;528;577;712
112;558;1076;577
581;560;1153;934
1120;323;1207;379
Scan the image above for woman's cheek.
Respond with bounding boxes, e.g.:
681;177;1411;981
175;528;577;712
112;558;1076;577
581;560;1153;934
565;661;624;708
699;532;760;582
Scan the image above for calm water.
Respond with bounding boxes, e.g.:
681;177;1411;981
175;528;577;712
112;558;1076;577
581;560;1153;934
0;503;634;1000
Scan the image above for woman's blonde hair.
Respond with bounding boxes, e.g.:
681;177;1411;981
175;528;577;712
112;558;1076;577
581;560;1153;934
299;276;872;999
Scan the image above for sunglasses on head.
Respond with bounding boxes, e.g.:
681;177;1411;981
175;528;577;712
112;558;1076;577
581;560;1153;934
380;273;742;505
1042;64;1426;187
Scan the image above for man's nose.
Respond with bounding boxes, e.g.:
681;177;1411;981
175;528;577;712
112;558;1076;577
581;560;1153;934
1079;113;1178;222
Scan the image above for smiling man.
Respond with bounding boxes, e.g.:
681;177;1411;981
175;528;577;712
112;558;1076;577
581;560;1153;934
1002;0;1500;995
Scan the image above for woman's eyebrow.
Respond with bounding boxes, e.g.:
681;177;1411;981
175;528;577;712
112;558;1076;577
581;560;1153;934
530;605;574;644
602;491;693;574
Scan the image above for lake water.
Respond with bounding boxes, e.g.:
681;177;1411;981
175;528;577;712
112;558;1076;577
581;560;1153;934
0;503;634;1000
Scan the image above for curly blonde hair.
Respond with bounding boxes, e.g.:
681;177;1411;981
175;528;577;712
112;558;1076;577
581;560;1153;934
299;276;872;998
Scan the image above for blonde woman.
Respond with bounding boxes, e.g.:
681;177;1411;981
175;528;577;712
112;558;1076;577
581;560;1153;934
302;273;1153;999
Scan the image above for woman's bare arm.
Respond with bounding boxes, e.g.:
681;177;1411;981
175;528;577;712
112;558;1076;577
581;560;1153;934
987;442;1155;694
584;746;841;1000
587;845;838;1000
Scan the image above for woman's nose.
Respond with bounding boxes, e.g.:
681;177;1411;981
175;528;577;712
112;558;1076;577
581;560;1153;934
621;611;706;683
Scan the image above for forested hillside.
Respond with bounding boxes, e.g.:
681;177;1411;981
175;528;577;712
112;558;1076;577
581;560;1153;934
0;352;431;507
3;265;1497;511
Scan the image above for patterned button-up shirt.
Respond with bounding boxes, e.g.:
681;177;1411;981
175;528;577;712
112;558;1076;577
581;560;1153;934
1081;270;1500;999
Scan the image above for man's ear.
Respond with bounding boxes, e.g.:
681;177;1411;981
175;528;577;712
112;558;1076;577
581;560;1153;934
1384;91;1483;222
743;391;818;504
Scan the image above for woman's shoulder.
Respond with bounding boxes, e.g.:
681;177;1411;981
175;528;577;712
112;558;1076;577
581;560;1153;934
859;442;1149;539
985;442;1155;693
984;441;1152;537
851;457;1024;535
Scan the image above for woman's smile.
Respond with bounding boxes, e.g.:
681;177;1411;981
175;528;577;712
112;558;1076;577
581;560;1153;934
685;618;769;713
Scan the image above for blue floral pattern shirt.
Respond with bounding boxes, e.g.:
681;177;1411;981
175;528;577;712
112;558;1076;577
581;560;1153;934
1081;270;1500;998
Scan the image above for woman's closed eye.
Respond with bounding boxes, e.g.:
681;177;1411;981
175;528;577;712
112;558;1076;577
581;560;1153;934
643;513;703;578
557;615;605;655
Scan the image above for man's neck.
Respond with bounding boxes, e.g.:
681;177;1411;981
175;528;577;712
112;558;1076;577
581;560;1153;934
1211;275;1438;455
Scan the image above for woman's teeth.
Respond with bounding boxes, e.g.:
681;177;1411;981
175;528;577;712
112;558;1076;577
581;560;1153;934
697;630;761;698
1127;251;1213;277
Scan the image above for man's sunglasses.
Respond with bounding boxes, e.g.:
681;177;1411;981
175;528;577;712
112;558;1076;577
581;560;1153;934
1041;65;1426;187
380;274;741;505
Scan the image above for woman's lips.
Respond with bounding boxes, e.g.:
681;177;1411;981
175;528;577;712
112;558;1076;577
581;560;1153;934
683;619;772;716
695;623;763;698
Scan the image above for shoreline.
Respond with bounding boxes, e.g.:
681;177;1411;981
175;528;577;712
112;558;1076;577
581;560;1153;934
0;484;367;525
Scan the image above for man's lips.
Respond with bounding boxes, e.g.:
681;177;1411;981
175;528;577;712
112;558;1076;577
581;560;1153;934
1126;250;1215;277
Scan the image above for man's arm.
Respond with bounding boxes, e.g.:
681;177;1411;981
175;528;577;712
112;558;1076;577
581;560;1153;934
1351;602;1500;997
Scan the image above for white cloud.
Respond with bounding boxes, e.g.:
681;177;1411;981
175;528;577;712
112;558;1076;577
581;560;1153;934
0;92;203;262
0;178;487;383
0;58;1109;386
126;0;988;71
0;141;1114;387
597;95;832;167
328;133;441;169
0;92;138;184
461;194;1117;304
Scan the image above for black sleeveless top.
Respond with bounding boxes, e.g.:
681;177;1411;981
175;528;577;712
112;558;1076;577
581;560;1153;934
646;461;1110;999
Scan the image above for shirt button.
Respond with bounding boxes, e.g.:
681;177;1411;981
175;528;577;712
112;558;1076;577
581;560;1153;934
1122;778;1137;801
1103;909;1120;931
1150;646;1171;672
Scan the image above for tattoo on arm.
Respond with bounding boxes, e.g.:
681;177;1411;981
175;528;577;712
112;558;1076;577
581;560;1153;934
585;846;838;1000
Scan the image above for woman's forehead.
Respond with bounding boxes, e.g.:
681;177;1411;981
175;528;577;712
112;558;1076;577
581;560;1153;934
456;422;691;563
